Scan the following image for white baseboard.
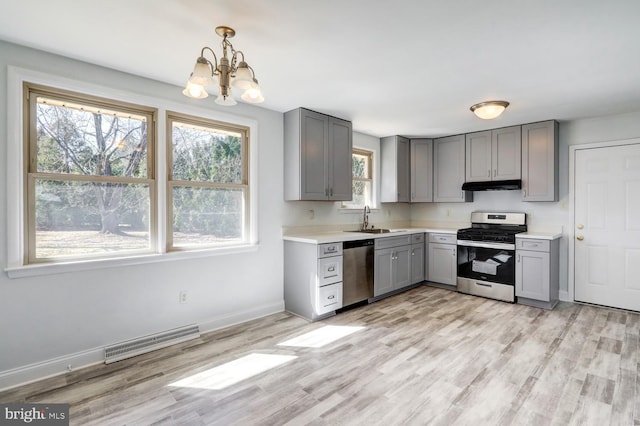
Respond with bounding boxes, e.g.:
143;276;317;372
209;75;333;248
0;301;285;392
0;348;104;392
199;301;285;334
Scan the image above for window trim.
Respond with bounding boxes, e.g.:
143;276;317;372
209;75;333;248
6;66;259;278
342;148;374;210
24;83;158;264
166;111;250;251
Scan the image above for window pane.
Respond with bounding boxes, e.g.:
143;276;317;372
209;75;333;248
345;180;372;208
36;98;148;178
172;123;243;183
352;153;369;179
172;186;245;247
34;179;151;259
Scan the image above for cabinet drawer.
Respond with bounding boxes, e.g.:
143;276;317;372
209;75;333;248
318;243;343;258
516;238;549;252
429;233;456;244
375;235;411;250
318;256;343;286
316;282;343;315
411;233;425;244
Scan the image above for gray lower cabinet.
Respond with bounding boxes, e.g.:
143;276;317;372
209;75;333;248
284;241;344;320
434;135;473;203
284;108;353;201
515;238;559;309
428;233;457;286
411;233;425;284
374;235;412;297
521;120;559;201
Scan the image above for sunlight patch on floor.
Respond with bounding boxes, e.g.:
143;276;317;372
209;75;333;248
277;325;365;348
167;353;297;390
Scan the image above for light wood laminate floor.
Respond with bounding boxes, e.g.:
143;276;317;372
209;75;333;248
1;286;639;425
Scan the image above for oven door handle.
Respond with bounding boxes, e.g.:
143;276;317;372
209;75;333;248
456;240;516;250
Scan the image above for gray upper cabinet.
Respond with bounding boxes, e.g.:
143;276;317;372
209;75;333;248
521;120;559;201
410;139;433;202
381;136;411;202
284;108;353;201
434;135;473;202
465;126;521;182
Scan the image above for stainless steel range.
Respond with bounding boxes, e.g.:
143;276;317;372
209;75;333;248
456;212;527;302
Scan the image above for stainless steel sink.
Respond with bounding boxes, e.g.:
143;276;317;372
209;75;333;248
345;228;391;234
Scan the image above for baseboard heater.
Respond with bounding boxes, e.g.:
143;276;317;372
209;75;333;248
104;324;200;364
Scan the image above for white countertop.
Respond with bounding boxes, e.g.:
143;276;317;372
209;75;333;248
516;231;563;240
283;227;459;244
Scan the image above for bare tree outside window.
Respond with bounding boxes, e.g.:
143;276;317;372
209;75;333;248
27;86;155;262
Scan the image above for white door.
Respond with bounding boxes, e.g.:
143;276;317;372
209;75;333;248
574;143;640;311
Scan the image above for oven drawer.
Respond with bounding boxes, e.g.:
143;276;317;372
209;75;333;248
516;239;549;252
429;233;456;244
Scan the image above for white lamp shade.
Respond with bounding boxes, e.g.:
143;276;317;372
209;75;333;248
241;84;264;103
215;94;237;106
470;101;509;119
182;81;209;99
189;60;216;86
232;64;254;90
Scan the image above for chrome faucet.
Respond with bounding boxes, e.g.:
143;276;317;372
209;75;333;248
361;205;370;230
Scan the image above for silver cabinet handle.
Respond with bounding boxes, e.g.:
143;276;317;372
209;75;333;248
493;169;497;177
517;254;521;263
488;170;491;178
328;295;335;300
328;266;335;272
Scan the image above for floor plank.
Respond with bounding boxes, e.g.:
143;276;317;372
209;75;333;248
1;286;639;425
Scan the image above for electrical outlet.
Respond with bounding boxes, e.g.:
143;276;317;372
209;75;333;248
179;291;188;304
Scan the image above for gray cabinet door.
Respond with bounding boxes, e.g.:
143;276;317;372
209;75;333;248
428;243;456;285
410;139;433;202
374;248;394;296
328;117;353;201
394;245;411;290
381;136;411;202
516;249;550;301
522;121;558;201
411;243;425;284
493;126;521;180
465;130;492;182
300;109;329;200
434;135;472;202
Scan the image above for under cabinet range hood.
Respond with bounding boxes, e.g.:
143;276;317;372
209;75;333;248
461;179;522;191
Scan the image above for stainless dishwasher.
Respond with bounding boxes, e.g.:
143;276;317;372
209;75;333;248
342;239;375;307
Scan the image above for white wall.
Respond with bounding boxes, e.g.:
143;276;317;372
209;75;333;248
0;41;285;388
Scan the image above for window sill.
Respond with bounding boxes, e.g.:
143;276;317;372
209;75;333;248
4;244;259;279
339;207;380;214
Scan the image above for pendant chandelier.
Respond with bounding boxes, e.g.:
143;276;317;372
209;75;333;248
183;26;264;106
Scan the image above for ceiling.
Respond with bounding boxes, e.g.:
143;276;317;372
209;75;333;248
1;0;639;138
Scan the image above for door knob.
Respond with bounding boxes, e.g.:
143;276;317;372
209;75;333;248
577;224;584;230
576;235;584;241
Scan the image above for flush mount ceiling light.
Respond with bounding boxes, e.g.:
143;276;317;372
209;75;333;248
183;26;264;106
470;100;509;120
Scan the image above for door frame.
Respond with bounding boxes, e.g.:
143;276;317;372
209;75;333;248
568;138;640;303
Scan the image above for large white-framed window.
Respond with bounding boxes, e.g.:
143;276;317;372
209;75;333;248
6;66;259;277
167;112;249;250
24;83;157;264
342;148;374;209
